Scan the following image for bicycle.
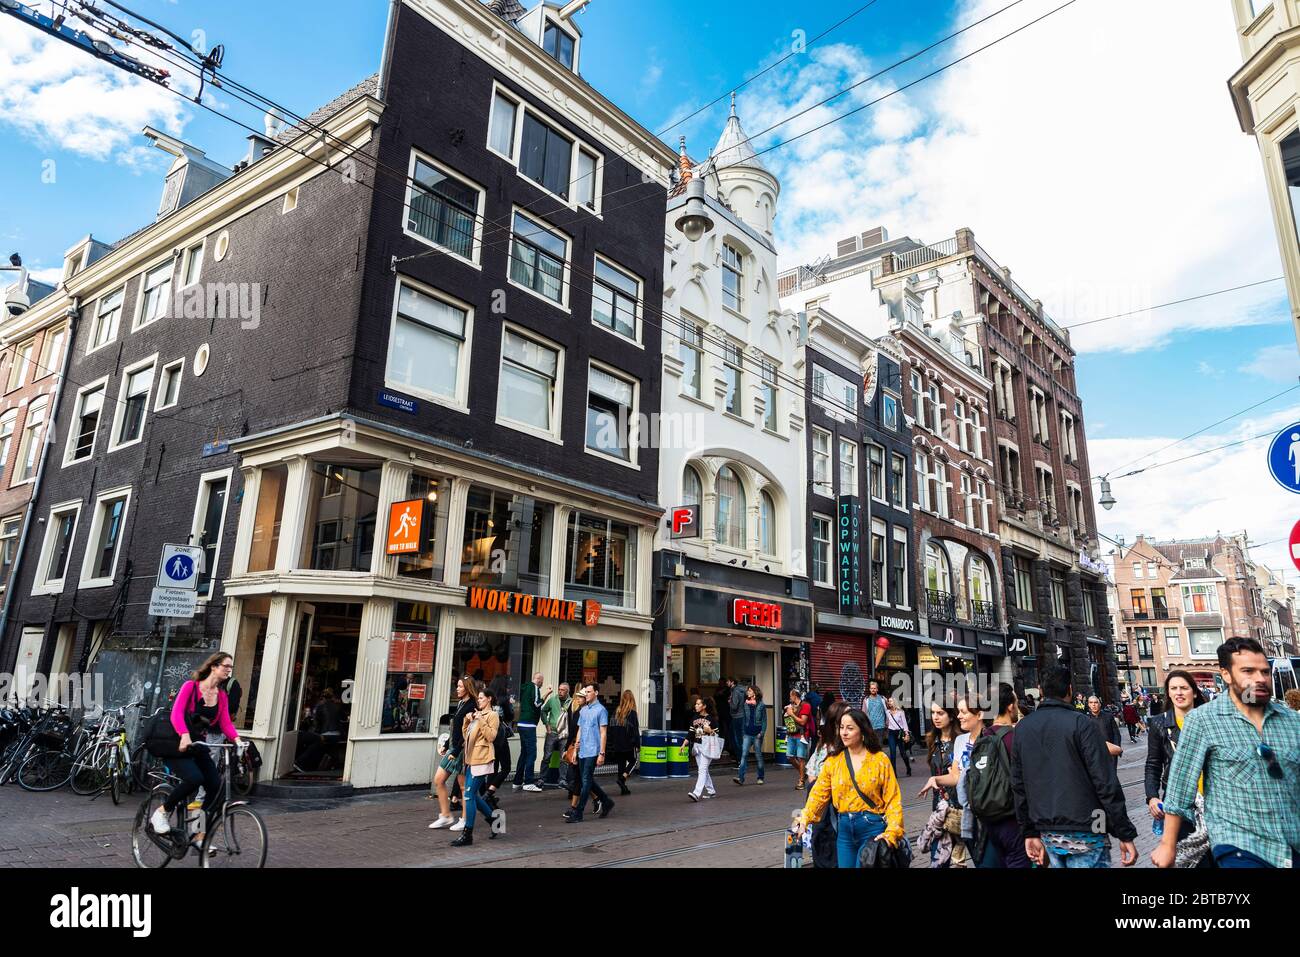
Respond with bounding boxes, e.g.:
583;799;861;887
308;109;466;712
130;741;267;869
71;702;143;803
0;704;66;787
13;708;83;791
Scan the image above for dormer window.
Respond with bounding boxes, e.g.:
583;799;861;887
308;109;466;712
1185;557;1206;570
543;21;575;70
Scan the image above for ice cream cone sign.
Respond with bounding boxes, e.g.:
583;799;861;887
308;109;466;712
873;636;890;672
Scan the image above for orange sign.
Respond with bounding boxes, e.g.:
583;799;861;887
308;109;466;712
407;684;427;701
584;600;602;627
465;586;601;627
386;499;423;555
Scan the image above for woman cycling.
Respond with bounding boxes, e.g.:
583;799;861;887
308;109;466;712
450;687;501;847
149;652;241;845
1145;669;1211;867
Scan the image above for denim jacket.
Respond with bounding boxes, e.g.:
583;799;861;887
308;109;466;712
741;701;767;738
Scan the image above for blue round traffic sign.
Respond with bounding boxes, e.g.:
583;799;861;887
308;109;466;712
1267;423;1300;493
164;554;195;582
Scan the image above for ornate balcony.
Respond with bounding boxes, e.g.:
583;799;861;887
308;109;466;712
970;600;998;631
925;589;957;624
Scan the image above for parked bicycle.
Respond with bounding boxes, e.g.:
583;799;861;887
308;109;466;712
130;741;267;869
1;705;75;789
70;702;144;804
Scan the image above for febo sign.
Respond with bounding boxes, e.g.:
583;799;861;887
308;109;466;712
670;504;699;539
733;598;783;630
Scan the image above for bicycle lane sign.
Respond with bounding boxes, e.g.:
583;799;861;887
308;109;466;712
1266;423;1300;493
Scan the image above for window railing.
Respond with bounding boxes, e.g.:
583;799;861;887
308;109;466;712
970;599;998;630
926;589;957;623
894;238;960;272
1121;606;1180;622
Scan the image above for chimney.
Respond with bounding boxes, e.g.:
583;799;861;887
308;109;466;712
142;126;233;220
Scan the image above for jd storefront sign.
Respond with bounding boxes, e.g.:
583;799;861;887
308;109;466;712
837;495;863;616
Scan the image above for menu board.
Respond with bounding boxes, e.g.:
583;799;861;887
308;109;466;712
700;647;721;684
389;632;436;673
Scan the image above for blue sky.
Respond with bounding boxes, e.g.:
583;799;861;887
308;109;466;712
3;0;1300;571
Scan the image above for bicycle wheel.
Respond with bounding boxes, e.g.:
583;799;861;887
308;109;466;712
71;747;110;796
130;792;178;869
131;745;163;792
201;805;267;868
17;749;73;791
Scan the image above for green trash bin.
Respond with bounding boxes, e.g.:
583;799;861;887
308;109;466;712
638;731;668;779
666;731;691;777
775;728;791;767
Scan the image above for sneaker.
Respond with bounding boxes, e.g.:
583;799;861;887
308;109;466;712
150;807;172;835
522;784;543;793
428;815;454;829
702;792;715;799
563;809;577;820
598;799;614;819
449;817;465;832
757;779;764;785
511;784;523;791
733;777;743;785
688;791;699;802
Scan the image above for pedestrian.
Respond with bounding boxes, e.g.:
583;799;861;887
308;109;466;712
884;696;912;776
540;682;569;789
565;684;613;823
607;689;639;795
862;680;888;745
733;684;767;785
431;676;477;830
713;680;732;757
1284;689;1300;712
295;687;343;772
1122;700;1140;742
1011;665;1138;868
793;709;905;868
1074;693;1086;712
687;695;721;801
728;677;746;762
1152;638;1300;869
804;684;823;724
804;700;849;868
968;683;1030;868
1086;694;1123;772
512;671;547;793
483;692;514;821
450;687;502;847
783;688;814;790
1020;692;1037;716
919;693;987;867
562;691;591;819
1144;670;1211;868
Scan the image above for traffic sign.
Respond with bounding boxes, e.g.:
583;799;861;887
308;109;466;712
1290;520;1300;574
149;586;198;619
1266;423;1300;493
157;544;203;590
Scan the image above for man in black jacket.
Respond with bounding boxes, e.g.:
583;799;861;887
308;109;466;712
1011;665;1138;868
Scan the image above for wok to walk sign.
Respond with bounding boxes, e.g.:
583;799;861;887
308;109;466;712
465;586;601;627
386;499;424;555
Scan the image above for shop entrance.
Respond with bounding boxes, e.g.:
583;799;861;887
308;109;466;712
277;602;361;779
667;644;775;731
560;645;624;709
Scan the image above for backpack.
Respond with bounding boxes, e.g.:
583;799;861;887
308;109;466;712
966;726;1014;822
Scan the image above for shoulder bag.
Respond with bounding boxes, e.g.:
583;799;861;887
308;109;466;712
842;750;912;868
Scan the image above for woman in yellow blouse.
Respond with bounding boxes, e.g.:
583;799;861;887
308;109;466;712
795;709;905;867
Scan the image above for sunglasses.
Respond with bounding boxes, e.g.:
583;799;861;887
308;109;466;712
1257;743;1285;780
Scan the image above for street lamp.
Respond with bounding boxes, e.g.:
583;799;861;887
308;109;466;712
1098;475;1116;511
673;177;714;243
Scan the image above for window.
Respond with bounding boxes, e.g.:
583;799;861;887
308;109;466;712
1250;1;1270;17
1083;590;1096;628
574;148;599;210
488;91;518;156
838;438;857;495
35;502;80;593
14;398;46;484
63;383;104;465
387;280;470;406
812;515;833;587
520;111;574;199
911;371;924;422
134;260;173;329
1050;570;1066;620
870;519;886;603
969;408;983;458
543;21;576;69
406;153;483;262
302;462;381;573
191;472;230;598
1146;562;1157;578
1181;584;1219;614
498;328;561;438
1164;627;1181;656
0;409;18;475
181;243;203;287
976;480;991;533
565;511;636;608
721;243;744;312
683;465;703;508
723;340;744;417
509;211;568;305
882;393;899;431
760;359;778;432
998;444;1023;500
110;358;155;448
928;383;942;433
812;364;859;416
925;542;951;595
759;490;776;555
155;360;183;410
716;465;747;549
868;445;885;501
812;428;832;496
914;452;930;511
954;400;968;451
586;364;637;462
89;288;124;351
1184;557;1206;569
592;256;639;340
80;489;130;586
1188;628;1221;657
678;317;704;399
889;529;908;606
37;325;67;381
1136;629;1154;659
1061;411;1078;462
890;453;906;508
1014;555;1035;611
1132;562;1143;580
969;555;991;605
6;340;34;392
247;464;287;573
394;473;449;583
931;458;948;518
0;515;20;584
1130;589;1149;618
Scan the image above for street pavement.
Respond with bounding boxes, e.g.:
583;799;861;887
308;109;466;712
0;751;1163;868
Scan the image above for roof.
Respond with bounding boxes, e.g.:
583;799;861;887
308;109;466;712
485;0;528;21
274;73;380;145
1168;567;1222;583
712;94;772;177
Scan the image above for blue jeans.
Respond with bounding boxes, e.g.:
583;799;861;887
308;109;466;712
1213;844;1300;868
836;811;886;868
573;756;609;820
513;725;538;785
887;730;911;773
461;769;496;830
1043;838;1110;869
736;733;764;782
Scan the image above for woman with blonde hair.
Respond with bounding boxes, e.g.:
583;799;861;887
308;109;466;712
450;686;501;847
431;675;479;830
607;689;639;796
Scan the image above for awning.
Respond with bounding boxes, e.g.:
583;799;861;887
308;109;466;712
815;612;880;636
666;630;804;653
1085;637;1109;646
1011;622;1048;635
880;627;923;642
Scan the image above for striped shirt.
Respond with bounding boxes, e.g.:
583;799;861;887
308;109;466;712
1164;692;1300;868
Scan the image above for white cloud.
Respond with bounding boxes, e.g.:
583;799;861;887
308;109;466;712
1239;344;1300;383
710;0;1288;354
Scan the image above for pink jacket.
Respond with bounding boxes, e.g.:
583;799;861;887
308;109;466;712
170;680;240;741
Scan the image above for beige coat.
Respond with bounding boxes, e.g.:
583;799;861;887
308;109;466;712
462;708;500;767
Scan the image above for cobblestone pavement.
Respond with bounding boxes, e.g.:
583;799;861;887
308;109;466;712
0;754;1161;868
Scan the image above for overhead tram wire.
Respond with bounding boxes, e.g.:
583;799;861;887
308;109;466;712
1061;277;1286;330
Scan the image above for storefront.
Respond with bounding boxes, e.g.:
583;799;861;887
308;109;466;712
1008;622;1049;700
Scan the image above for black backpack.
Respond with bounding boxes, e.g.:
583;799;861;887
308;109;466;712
966;726;1015;822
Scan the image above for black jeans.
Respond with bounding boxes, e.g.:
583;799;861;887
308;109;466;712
163;747;222;828
613;751;635;782
574;756;609;819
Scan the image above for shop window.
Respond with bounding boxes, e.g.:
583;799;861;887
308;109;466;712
715;465;746;549
302;462;381;572
383;601;438;735
565;511;635;608
232;597;270;729
396;472;450;583
1188;628;1221;657
560;647;624;708
452;630;535;715
812;514;833;588
682;465;702;508
248;464;288;573
759;490;776;556
460;486;553;595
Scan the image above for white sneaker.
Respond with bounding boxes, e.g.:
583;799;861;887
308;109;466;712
449;817;465;832
150;807;172;835
522;784;543;793
428;815;454;829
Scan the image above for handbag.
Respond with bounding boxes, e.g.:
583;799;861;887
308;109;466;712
942;805;964;837
699;734;723;760
145;683;201;758
840;750;909;869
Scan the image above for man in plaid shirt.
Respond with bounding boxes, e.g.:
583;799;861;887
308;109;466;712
1152;637;1300;868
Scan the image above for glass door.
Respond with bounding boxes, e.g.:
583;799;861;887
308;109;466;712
276;604;316;779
